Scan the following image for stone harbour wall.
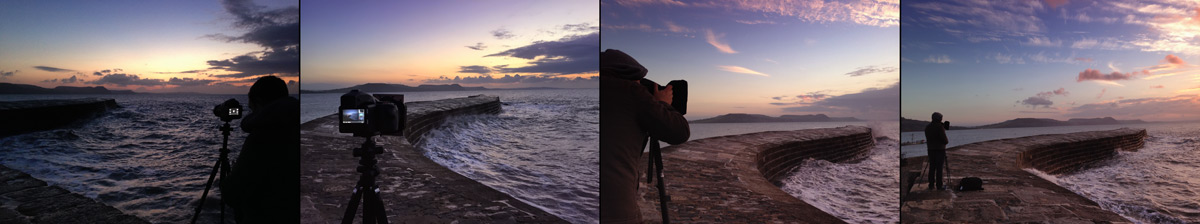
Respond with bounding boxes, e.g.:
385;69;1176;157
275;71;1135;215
757;129;875;185
1017;128;1146;174
400;95;501;145
0;98;118;137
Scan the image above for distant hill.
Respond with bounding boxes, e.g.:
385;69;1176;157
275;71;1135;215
900;116;1147;132
300;83;487;93
0;83;135;94
691;113;860;123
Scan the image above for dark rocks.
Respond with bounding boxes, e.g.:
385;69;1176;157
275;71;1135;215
0;98;118;137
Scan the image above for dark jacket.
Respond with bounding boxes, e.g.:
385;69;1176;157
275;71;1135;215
223;96;300;223
600;49;690;224
924;120;948;149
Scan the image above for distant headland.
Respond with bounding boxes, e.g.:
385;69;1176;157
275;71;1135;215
300;83;566;94
0;83;136;94
691;113;861;123
900;116;1148;132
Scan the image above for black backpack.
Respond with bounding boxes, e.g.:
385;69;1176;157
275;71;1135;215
957;177;983;191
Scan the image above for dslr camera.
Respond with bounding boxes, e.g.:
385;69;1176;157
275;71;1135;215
212;99;243;122
339;90;406;137
639;79;688;115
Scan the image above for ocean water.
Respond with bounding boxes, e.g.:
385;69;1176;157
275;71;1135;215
0;94;251;223
303;89;599;224
903;122;1200;223
687;121;900;223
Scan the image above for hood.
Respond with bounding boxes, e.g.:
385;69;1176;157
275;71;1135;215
600;49;648;80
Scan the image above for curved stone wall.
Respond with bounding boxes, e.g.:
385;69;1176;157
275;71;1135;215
756;128;875;185
636;126;874;223
399;95;501;145
0;98;117;136
1017;128;1146;174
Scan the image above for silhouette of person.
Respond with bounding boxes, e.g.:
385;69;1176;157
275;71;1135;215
221;75;299;222
925;112;949;190
600;49;690;223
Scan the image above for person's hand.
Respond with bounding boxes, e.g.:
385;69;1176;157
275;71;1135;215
654;84;673;105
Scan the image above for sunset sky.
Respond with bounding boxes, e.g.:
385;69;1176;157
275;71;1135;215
0;0;299;94
300;1;599;91
601;0;900;120
902;0;1200;125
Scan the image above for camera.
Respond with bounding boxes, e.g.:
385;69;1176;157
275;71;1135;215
639;79;688;115
339;90;406;137
212;99;243;122
943;121;950;130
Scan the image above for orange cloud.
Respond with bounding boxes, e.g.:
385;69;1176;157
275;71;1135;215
717;65;768;77
705;29;738;54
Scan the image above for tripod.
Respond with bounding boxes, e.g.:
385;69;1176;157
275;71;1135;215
646;137;670;224
342;136;389;224
192;121;234;224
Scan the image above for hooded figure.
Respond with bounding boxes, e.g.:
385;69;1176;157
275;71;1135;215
222;75;299;222
924;112;949;190
600;49;690;223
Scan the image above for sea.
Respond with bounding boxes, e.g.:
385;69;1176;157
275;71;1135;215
688;121;900;224
302;89;599;224
0;94;255;223
902;122;1200;223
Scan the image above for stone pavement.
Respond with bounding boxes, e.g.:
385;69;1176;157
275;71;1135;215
637;126;875;223
0;164;148;224
300;95;565;223
901;128;1145;223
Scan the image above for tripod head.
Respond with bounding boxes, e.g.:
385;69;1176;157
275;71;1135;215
342;134;392;224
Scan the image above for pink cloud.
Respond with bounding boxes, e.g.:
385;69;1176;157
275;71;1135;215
1163;54;1186;65
705;29;737;54
1043;0;1069;9
1096;88;1106;99
1151;85;1165;89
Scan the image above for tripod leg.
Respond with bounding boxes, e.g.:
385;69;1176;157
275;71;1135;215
191;159;222;224
368;188;389;224
342;187;364;224
362;188;377;224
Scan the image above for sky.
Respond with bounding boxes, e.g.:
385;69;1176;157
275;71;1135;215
902;0;1200;126
600;0;900;120
300;1;599;91
0;0;299;94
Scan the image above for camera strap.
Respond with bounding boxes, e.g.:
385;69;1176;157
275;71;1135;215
646;137;670;223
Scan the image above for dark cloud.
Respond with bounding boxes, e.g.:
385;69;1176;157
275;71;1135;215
1036;87;1069;97
0;70;16;78
166;77;217;86
204;0;299;78
33;66;74;72
843;66;897;77
492;28;515;39
458;65;492;74
768;92;830;105
1066;95;1200;120
781;83;898;120
425;74;597;84
561;23;598;32
41;75;81;84
156;69;206;74
484;32;599;75
466;42;487;50
1076;68;1134;82
1020;96;1054;108
87;73;166;86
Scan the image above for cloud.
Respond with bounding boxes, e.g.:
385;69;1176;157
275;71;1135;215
781;82;899;120
165;77;217;86
0;70;16;78
1069;38;1125;50
662;20;691;33
492;28;515;39
1036;87;1069;97
686;0;899;27
424;74;598;85
1020;96;1055;108
458;65;492;74
41;75;81;84
33;66;74;72
1164;54;1186;65
1097;88;1107;99
466;42;487;50
906;1;1047;39
924;55;952;63
704;29;737;54
86;73;166;86
484;32;599;75
613;0;686;7
1066;95;1200;120
1043;0;1069;9
735;20;778;25
1073;57;1093;63
1021;36;1061;47
1076;68;1135;82
1151;85;1164;89
717;65;769;77
768;92;830;105
844;66;897;77
561;23;599;33
204;0;299;78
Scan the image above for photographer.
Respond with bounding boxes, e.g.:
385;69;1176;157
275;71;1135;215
221;75;299;222
599;49;690;223
924;112;949;191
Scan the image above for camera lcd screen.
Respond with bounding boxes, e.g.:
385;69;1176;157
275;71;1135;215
228;108;239;116
342;109;366;123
